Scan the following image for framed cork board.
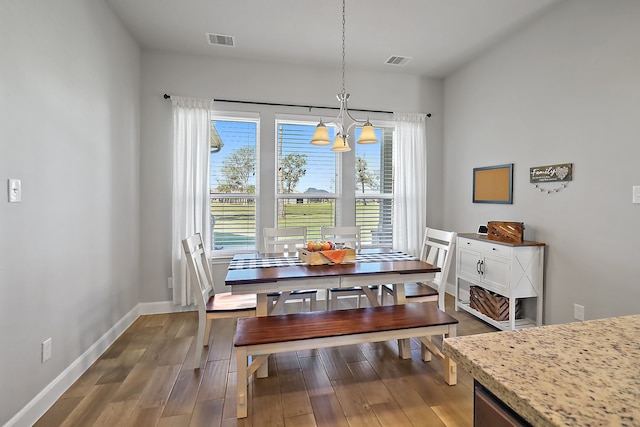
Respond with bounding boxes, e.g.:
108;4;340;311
473;164;513;204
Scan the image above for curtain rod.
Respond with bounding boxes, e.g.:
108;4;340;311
163;94;431;117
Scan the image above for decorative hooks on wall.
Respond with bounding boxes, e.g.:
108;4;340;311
532;183;568;194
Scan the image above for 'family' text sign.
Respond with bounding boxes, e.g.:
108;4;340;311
530;163;572;183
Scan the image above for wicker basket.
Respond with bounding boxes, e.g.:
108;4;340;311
469;286;520;321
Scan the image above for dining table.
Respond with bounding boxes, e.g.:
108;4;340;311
225;248;441;376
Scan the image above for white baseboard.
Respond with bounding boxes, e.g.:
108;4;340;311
4;301;191;427
445;281;456;299
138;300;196;315
445;281;470;302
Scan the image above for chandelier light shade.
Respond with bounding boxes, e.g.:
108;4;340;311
332;134;351;152
310;120;331;145
309;0;378;152
357;119;377;144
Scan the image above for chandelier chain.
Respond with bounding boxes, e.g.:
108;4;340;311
341;0;346;94
308;0;378;150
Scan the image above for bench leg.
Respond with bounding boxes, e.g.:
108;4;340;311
398;339;411;359
236;347;248;418
421;336;433;362
419;339;457;385
257;355;269;378
443;355;457;386
444;324;457;385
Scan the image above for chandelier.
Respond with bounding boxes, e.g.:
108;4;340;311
309;0;378;152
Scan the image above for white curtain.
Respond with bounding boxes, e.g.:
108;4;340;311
171;96;213;306
392;112;428;257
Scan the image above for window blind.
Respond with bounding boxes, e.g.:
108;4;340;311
276;121;337;241
210;117;258;251
356;126;394;247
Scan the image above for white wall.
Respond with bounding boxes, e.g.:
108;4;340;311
443;0;640;324
139;51;444;300
0;1;140;424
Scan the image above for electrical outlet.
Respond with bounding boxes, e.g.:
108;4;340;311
574;304;585;321
42;338;52;363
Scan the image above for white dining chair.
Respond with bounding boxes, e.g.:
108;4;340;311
380;227;456;310
262;227;317;312
321;225;376;309
182;233;256;370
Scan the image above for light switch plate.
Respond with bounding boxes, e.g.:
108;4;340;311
8;179;21;203
633;186;640;204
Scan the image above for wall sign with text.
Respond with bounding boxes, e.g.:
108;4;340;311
530;163;573;183
530;163;573;194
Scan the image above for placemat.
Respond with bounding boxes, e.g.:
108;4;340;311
228;252;416;270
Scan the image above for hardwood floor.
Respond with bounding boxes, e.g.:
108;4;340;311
35;294;497;427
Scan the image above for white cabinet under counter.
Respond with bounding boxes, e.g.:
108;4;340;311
455;233;545;331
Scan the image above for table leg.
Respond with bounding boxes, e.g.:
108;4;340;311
256;294;268;317
361;286;380;307
392;283;406;305
393;283;412;359
256;293;269;378
269;291;291;315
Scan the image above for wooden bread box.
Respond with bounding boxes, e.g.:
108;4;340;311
487;221;524;243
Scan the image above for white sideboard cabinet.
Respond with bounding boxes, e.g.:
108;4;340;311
455;233;545;331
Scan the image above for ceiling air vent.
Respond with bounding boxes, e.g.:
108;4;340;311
385;56;412;66
206;33;235;47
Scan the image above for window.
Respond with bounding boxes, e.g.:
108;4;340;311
209;113;259;251
355;124;394;247
275;120;337;242
208;110;395;253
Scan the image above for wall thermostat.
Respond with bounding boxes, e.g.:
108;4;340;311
477;224;488;235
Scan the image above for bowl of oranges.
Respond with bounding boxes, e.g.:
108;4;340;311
306;241;336;252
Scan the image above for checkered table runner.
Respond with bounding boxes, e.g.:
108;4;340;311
228;252;416;270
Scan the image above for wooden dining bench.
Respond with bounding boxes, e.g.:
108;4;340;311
233;303;459;418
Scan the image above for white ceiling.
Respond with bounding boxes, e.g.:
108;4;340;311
105;0;560;78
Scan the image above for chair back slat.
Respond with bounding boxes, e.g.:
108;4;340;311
263;227;307;253
182;234;214;312
420;228;457;289
321;225;361;251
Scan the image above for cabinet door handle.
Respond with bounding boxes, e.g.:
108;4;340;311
476;260;481;274
480;260;484;275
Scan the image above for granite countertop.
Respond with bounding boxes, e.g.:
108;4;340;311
444;315;640;427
